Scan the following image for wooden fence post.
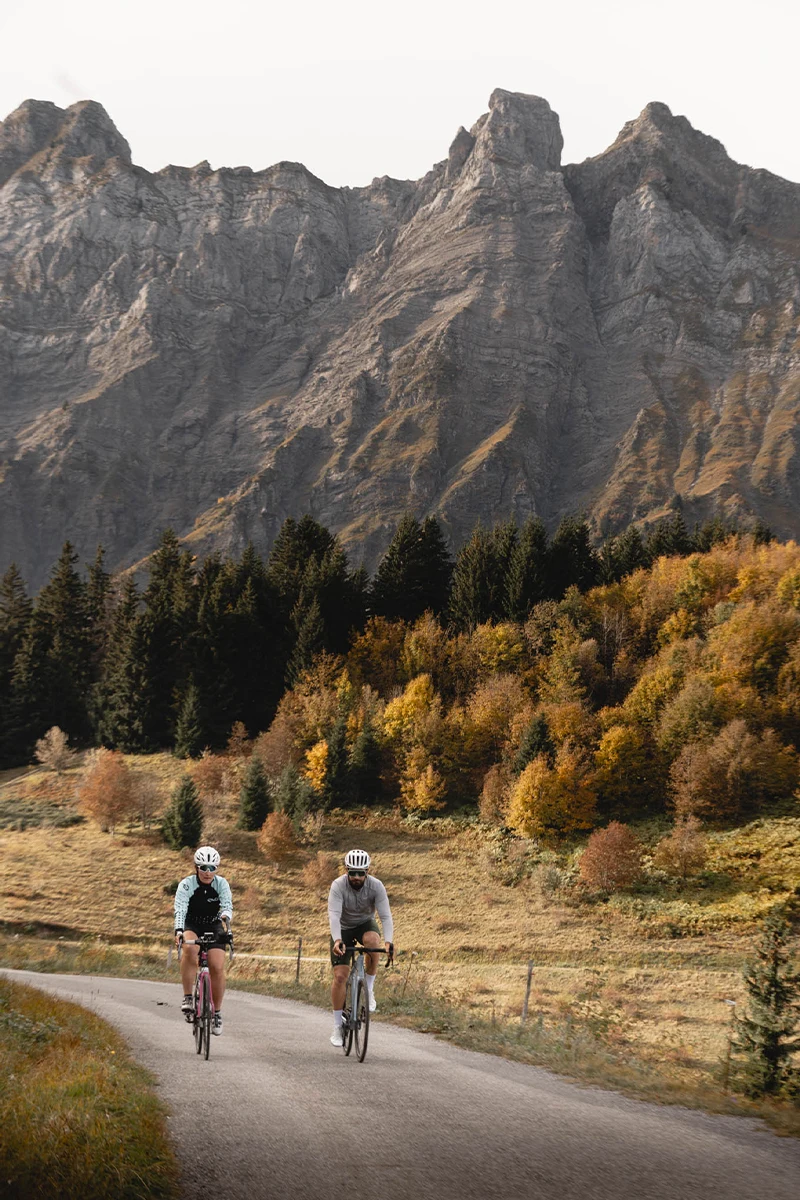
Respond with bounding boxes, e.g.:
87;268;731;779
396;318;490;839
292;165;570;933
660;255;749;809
295;936;303;983
722;999;737;1092
521;960;534;1025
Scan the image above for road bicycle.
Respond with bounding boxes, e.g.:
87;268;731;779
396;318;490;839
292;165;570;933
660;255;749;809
177;928;234;1060
339;944;393;1062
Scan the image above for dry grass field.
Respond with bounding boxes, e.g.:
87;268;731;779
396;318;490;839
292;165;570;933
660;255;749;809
2;754;799;1125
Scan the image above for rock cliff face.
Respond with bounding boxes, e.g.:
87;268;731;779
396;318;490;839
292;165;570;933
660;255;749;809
1;90;799;588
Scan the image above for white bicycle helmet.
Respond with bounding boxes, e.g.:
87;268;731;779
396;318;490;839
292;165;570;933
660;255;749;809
344;848;371;870
194;846;221;870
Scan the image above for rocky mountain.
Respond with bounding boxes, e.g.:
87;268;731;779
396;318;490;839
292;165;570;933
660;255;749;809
1;90;798;589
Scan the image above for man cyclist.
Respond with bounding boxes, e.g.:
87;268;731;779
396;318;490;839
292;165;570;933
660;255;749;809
328;848;393;1047
174;846;233;1036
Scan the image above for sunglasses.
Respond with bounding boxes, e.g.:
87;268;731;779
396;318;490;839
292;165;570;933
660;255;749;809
197;864;217;873
347;869;367;878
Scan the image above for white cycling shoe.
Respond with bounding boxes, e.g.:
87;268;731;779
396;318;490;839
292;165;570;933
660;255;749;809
368;993;377;1013
330;1025;344;1047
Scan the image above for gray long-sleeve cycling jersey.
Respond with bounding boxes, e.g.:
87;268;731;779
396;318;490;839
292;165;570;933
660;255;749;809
327;874;393;943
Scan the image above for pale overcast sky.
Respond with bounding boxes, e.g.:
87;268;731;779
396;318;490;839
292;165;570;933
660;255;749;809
2;0;798;187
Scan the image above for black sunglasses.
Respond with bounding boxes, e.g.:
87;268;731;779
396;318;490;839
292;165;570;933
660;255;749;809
347;869;367;878
197;864;217;872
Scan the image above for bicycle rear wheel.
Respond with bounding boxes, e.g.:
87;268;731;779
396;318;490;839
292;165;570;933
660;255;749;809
343;974;354;1056
354;980;369;1062
203;979;213;1060
193;977;204;1055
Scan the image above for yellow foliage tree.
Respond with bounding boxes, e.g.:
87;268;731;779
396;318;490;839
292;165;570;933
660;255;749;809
469;622;525;678
594;723;660;815
706;602;800;694
464;673;530;762
382;674;438;744
347;617;406;695
542;700;599;750
400;750;447;813
507;747;596;841
303;739;329;794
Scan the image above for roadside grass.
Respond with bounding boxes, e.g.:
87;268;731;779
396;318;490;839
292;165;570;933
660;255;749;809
1;757;798;1134
0;976;179;1200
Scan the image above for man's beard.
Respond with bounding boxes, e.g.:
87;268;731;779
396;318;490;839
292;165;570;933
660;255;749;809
348;878;366;890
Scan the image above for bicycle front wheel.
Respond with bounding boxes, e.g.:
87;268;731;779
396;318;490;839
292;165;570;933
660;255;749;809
203;979;213;1060
193;978;204;1055
354;980;369;1062
343;975;354;1056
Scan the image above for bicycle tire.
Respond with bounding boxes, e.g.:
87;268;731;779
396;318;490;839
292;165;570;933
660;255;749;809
354;980;369;1062
343;973;354;1056
193;977;204;1055
203;978;213;1060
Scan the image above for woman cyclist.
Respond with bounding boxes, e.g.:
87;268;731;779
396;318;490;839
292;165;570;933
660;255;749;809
174;846;233;1035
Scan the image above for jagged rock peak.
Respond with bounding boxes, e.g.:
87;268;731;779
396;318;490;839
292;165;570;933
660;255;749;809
610;100;731;169
0;99;65;185
55;100;132;166
474;89;563;171
0;98;130;186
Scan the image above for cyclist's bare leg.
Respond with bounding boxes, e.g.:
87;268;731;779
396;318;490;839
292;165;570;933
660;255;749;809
208;946;226;1009
331;964;349;1010
362;930;381;977
180;937;199;995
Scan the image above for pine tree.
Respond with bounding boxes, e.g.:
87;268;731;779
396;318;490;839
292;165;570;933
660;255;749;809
134;531;199;749
613;525;647;578
162;776;203;850
370;514;425;622
238;755;272;830
752;518;774;546
488;521;518;619
448;526;494;632
732;910;800;1096
0;564;33;766
270;517;365;676
417;516;453;617
548;517;599;597
349;717;383;805
85;545;112;661
370;513;451;623
505;517;549;620
287;598;325;684
174;683;205;759
512;712;555;774
324;713;350;808
92;579;149;751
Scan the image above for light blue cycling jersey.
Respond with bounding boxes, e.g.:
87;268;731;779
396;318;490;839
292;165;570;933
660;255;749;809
174;873;233;931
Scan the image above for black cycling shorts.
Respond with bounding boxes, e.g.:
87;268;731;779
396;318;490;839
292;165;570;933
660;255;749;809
330;919;382;965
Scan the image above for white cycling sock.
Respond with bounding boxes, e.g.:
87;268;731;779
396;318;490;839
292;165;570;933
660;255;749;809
333;1009;343;1027
365;974;375;994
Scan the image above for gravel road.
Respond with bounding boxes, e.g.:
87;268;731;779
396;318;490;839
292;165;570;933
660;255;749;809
5;970;800;1200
